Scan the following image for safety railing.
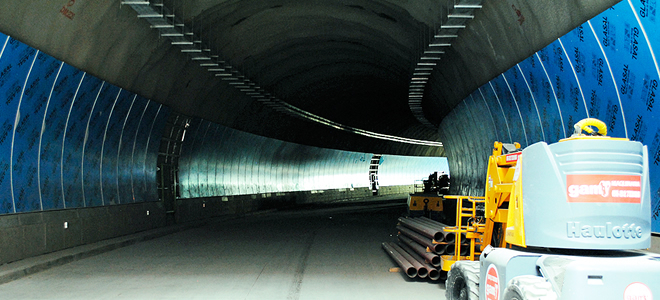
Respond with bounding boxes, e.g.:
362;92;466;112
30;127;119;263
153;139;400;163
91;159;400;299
439;195;485;270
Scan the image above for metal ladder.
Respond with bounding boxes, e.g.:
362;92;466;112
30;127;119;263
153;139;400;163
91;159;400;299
369;154;382;195
156;112;190;225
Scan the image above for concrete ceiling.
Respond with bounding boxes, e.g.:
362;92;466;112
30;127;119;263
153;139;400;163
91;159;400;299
0;0;618;155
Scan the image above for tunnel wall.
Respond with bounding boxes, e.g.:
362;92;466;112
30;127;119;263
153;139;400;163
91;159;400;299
0;32;169;214
173;117;448;225
0;30;448;264
179;118;371;197
0;32;170;264
438;0;660;232
177;117;449;199
377;155;449;187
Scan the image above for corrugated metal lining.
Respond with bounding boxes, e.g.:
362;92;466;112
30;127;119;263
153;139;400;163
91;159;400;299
177;118;448;198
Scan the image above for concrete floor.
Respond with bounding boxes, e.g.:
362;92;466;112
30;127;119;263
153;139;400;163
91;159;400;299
0;202;446;299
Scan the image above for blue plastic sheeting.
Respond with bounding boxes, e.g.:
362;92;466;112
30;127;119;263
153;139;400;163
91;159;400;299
439;0;660;231
177;118;448;197
0;33;169;215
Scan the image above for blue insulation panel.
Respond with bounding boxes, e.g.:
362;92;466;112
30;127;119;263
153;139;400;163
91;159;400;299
0;33;168;215
439;0;660;232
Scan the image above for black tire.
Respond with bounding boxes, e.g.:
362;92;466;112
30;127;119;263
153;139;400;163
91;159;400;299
445;261;480;300
503;275;558;300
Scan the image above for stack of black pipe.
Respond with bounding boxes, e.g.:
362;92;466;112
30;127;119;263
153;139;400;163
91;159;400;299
382;217;468;281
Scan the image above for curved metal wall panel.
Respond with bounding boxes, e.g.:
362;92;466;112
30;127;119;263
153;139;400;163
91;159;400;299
178;119;446;196
62;74;102;208
438;0;660;231
0;33;169;215
39;63;82;211
346;152;368;188
82;83;116;207
11;46;47;212
377;155;449;187
179;118;203;198
133;99;165;203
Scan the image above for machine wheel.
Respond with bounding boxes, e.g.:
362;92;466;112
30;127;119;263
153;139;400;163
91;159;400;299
445;261;480;300
503;275;558;300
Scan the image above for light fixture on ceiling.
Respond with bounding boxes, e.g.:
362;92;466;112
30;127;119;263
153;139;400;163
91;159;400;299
407;0;482;128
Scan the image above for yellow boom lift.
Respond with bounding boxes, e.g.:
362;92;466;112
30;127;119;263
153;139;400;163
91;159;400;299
439;118;660;299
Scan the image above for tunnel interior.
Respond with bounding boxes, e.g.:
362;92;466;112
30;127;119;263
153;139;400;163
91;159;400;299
0;0;658;281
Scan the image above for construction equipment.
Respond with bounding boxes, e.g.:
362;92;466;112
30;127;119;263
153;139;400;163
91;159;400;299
440;118;660;299
381;171;453;283
407;171;450;222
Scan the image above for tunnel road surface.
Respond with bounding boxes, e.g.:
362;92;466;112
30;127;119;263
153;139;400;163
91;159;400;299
0;201;446;299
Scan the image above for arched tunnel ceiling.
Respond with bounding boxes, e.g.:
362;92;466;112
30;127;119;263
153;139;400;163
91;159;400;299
178;0;436;136
0;0;619;155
